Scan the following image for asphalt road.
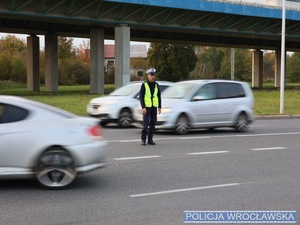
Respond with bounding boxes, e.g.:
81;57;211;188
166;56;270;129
0;119;299;225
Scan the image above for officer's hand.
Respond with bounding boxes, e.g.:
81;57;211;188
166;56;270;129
158;108;161;114
142;108;147;114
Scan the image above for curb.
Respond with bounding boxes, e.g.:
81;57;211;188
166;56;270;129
255;115;300;120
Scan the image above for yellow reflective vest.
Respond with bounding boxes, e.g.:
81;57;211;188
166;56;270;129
144;82;159;107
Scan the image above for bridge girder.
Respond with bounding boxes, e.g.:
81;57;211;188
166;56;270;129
1;0;300;50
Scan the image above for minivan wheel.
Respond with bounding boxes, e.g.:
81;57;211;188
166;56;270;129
175;115;189;135
118;109;132;128
235;113;248;132
35;147;77;189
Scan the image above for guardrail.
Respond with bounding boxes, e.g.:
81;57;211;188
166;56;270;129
207;0;300;11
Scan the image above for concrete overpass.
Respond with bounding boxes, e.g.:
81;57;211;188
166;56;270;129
1;0;300;93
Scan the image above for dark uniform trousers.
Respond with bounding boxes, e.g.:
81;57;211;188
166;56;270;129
141;107;157;142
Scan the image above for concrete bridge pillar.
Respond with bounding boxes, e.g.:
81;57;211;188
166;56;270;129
45;33;58;92
27;35;40;91
115;25;130;89
252;49;263;88
90;29;105;94
275;49;286;88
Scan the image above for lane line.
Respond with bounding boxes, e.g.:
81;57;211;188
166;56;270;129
187;151;229;155
106;131;300;143
120;139;140;143
129;183;240;198
251;147;287;151
113;155;161;161
179;136;212;140
235;132;300;137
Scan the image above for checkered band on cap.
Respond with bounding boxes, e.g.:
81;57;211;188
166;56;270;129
146;68;156;74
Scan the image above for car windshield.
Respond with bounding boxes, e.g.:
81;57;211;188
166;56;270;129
109;84;140;96
162;83;197;99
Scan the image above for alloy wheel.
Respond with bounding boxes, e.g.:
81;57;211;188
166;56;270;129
35;148;76;189
235;113;248;132
175;115;189;135
119;110;132;128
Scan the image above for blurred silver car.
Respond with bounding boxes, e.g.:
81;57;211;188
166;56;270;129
0;95;107;189
134;80;254;134
87;81;173;127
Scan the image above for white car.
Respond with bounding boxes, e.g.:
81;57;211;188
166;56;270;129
0;95;107;189
87;81;173;127
134;79;254;134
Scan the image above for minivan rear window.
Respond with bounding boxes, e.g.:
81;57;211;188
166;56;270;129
216;83;245;99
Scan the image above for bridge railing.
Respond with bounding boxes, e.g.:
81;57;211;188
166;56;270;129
208;0;300;11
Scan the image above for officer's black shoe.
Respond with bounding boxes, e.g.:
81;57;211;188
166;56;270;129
148;140;156;145
141;140;146;145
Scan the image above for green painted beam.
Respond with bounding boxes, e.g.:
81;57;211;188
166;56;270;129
42;0;68;14
69;0;98;17
93;4;121;19
220;16;246;29
14;0;34;12
116;6;147;21
205;15;232;29
182;13;213;27
161;11;191;25
139;8;169;23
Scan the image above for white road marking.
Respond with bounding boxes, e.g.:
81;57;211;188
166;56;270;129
119;139;140;143
251;147;287;151
113;155;161;161
129;183;240;198
105;129;131;132
235;132;300;137
106;131;300;143
179;136;212;140
187;151;229;155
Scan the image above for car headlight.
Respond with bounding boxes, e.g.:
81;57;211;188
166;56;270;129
161;107;172;113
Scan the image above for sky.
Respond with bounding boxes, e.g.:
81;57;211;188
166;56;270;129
0;33;150;49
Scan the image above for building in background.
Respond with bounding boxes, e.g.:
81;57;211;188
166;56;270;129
104;44;148;79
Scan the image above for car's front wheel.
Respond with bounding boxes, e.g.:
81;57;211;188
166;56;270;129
35;147;77;189
118;109;133;128
235;113;248;132
175;114;189;135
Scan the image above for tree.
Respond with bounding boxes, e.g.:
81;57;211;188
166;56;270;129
168;45;197;81
218;48;231;79
11;57;27;83
148;43;170;80
190;47;225;79
58;37;76;60
202;47;225;79
219;48;252;81
287;52;300;82
263;51;275;82
0;35;26;82
147;43;197;82
57;37;90;84
59;58;90;85
130;57;148;68
76;40;90;64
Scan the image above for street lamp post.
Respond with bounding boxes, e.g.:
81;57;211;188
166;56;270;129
231;48;235;80
280;0;286;114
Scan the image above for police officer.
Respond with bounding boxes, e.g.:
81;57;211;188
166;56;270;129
139;68;161;145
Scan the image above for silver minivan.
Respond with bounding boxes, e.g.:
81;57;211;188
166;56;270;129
134;79;254;134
